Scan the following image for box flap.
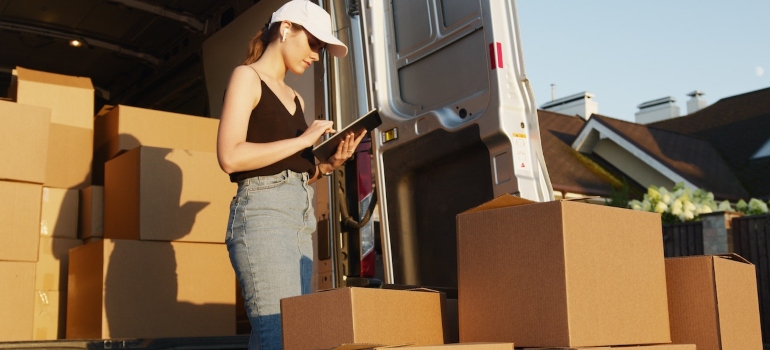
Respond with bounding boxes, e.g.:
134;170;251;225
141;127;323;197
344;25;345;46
667;253;752;265
524;345;693;350
712;253;763;349
461;194;600;215
462;193;535;214
329;344;411;350
715;253;751;265
13;66;93;89
561;196;600;202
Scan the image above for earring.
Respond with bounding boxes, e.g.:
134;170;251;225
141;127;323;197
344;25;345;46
282;29;288;42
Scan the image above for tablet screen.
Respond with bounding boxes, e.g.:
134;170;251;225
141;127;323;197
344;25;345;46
312;109;382;161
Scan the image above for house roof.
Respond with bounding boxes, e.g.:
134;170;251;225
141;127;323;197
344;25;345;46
579;114;749;201
537;110;619;197
650;87;770;199
539;86;770;201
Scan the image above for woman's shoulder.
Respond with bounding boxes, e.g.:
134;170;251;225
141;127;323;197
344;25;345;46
228;65;263;90
224;65;263;108
232;64;261;80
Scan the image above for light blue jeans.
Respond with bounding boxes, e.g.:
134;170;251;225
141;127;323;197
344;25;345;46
226;170;315;350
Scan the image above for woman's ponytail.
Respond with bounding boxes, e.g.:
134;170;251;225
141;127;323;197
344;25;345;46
243;22;282;65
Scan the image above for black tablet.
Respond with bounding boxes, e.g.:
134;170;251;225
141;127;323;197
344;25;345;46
312;109;382;161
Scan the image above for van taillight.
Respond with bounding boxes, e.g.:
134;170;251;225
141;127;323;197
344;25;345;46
356;138;376;279
361;246;376;278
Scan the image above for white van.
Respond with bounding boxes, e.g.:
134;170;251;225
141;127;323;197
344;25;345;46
315;0;553;291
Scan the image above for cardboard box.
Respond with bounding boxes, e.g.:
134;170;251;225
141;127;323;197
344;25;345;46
665;254;763;350
92;104;218;184
33;290;66;340
104;146;235;243
45;123;93;189
0;181;43;262
0;100;50;184
79;185;104;239
36;237;82;291
66;239;235;339
0;261;35;341
40;187;79;239
281;287;445;350
404;345;513;350
457;195;670;348
10;66;94;130
359;344;515;350
524;345;695;350
380;284;459;344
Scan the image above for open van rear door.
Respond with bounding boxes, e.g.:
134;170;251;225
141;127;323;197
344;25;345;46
360;0;553;288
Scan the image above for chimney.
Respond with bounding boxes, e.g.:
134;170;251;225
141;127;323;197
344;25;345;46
540;91;598;120
686;90;707;114
635;96;680;124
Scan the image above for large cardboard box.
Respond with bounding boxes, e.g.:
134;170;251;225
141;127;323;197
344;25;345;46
10;66;94;130
33;290;66;340
281;287;445;350
368;344;515;350
104;146;235;243
525;345;695;350
457;195;670;348
79;185;104;239
66;239;235;339
0;100;50;184
40;187;79;239
45;123;93;189
92;105;218;184
36;237;83;291
665;254;763;350
0;181;43;262
0;261;36;341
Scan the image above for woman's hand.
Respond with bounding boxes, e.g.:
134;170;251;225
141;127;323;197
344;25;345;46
300;120;336;148
319;129;367;172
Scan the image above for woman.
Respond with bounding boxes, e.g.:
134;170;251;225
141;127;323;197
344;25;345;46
216;1;365;348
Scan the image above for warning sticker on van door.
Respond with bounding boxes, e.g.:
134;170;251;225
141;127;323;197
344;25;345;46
512;133;529;170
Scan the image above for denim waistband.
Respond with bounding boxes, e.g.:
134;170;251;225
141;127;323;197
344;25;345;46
237;169;309;187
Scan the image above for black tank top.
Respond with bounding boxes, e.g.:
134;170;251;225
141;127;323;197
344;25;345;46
229;79;315;182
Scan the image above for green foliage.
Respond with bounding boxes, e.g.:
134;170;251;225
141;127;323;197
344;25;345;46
627;182;769;224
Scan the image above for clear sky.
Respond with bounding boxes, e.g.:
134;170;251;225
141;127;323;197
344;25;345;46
516;0;770;122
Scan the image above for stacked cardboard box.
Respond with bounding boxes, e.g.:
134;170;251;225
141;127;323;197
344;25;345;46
92;104;219;185
452;194;763;349
35;187;83;339
0;262;36;341
11;67;94;189
0;98;50;341
1;67;239;341
332;344;516;350
103;145;232;243
665;254;763;349
0;99;50;184
66;239;235;339
79;185;104;241
523;346;694;350
67;101;237;339
456;195;672;347
1;67;94;341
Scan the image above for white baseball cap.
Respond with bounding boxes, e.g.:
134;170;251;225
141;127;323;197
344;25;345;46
270;0;348;57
